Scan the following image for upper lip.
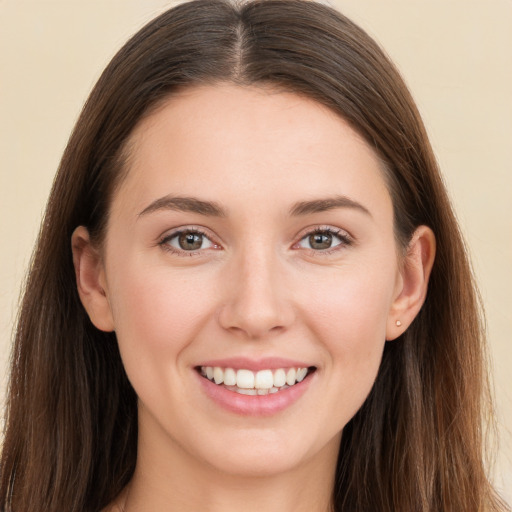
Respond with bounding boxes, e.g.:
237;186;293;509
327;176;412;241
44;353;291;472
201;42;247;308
196;357;315;372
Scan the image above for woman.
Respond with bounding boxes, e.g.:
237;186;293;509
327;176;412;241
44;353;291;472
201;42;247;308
0;0;508;510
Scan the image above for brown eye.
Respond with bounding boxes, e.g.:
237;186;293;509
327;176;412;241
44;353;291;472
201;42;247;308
163;229;215;253
308;232;333;250
297;228;350;252
178;232;204;250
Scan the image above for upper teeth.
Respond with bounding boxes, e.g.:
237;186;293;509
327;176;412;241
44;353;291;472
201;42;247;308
201;366;309;390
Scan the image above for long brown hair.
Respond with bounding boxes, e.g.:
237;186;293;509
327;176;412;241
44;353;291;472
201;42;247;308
1;1;508;510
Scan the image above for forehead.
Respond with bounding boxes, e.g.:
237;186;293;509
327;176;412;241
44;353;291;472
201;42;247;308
111;84;391;221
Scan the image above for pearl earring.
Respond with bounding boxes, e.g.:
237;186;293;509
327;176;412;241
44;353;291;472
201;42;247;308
396;320;402;327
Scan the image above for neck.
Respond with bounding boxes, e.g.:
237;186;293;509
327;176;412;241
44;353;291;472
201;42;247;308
123;464;337;512
120;415;340;512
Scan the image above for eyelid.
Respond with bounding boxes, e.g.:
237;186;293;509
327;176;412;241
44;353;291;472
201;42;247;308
292;225;354;254
158;226;222;256
157;224;353;257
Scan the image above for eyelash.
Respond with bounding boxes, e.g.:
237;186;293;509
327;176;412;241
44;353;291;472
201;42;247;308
158;226;353;257
295;226;353;255
158;227;216;256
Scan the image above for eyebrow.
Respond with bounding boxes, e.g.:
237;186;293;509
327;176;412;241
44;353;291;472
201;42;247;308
289;195;372;217
138;195;227;218
138;194;371;219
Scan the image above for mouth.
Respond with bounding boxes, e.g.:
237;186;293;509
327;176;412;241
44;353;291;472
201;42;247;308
196;365;317;396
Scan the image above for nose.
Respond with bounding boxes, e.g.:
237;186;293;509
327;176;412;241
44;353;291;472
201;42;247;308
217;247;295;340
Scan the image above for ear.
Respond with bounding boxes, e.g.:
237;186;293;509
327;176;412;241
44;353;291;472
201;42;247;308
71;226;115;332
386;225;436;341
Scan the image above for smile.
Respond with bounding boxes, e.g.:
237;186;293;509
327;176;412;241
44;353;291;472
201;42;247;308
199;366;315;395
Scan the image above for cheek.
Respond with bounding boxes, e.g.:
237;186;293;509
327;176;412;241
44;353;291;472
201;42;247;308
303;260;395;346
106;261;217;374
300;262;395;419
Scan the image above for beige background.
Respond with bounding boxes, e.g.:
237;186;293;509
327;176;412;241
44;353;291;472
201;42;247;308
1;0;511;502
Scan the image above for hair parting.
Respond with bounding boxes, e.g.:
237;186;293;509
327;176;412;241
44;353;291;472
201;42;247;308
1;1;508;510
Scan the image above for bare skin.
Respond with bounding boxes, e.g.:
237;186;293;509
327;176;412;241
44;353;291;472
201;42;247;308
76;84;435;512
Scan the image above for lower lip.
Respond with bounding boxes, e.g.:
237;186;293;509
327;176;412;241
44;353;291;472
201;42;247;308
196;370;314;416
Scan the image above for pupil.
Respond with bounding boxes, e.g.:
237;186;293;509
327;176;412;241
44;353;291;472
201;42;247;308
179;232;202;250
310;232;332;250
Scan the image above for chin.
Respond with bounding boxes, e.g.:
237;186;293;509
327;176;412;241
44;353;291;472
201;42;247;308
193;428;337;479
202;447;308;478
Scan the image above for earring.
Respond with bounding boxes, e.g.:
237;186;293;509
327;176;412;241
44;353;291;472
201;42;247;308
396;320;402;327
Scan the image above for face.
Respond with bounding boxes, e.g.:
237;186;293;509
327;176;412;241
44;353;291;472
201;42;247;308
86;84;406;479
